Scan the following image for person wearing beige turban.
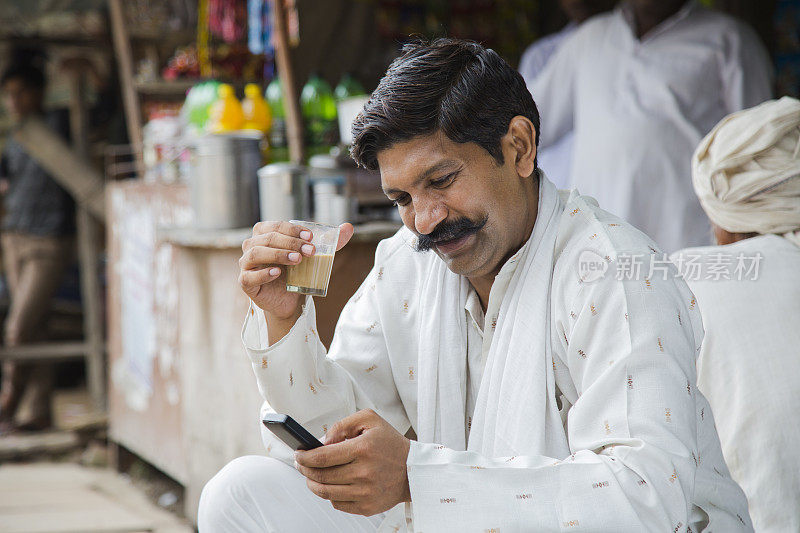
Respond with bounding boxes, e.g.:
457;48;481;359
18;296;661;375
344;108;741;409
692;96;800;247
672;96;800;532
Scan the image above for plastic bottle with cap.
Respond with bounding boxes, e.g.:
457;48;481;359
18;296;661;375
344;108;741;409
242;83;271;134
301;74;338;157
207;83;244;133
182;80;221;132
265;77;289;162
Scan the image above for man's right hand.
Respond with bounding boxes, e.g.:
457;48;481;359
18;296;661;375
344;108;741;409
238;221;354;343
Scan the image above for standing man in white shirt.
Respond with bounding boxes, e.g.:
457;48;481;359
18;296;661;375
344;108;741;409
518;0;616;189
530;0;773;252
199;39;751;532
672;97;800;532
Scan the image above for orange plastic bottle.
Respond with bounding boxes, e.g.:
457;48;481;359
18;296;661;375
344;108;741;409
207;84;244;132
242;83;271;134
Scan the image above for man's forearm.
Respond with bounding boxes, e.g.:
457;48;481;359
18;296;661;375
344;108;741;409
404;442;702;532
244;299;358;436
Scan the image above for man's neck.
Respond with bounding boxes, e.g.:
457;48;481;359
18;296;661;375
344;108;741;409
632;1;687;39
468;174;540;311
470;276;493;312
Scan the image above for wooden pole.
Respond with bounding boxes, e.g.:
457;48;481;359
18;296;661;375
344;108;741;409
67;70;107;411
67;73;88;155
270;0;305;164
108;0;144;169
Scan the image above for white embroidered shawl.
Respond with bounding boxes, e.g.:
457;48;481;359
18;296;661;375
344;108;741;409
415;176;571;458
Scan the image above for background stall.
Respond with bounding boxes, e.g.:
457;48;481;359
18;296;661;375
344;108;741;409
0;0;792;528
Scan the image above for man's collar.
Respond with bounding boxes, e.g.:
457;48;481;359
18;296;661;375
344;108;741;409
464;288;485;331
619;0;698;41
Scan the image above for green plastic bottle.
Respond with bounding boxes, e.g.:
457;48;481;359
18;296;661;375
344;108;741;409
265;77;289;162
182;80;221;132
334;74;366;101
301;74;339;157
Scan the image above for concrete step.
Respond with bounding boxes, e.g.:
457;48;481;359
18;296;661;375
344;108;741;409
0;430;80;462
0;463;194;533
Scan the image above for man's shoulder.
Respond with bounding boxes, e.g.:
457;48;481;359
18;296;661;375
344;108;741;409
572;10;619;41
519;31;564;78
690;4;745;29
549;190;672;311
670;243;725;262
686;5;760;44
528;23;576;55
555;189;663;262
672;235;798;294
539;13;616;61
671;235;789;261
375;227;418;262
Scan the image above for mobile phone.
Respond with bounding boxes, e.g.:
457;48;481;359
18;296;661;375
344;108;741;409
262;413;324;451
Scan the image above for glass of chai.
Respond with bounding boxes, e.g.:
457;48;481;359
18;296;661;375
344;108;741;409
285;220;340;297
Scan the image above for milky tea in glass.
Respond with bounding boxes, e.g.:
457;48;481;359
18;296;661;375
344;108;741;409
286;221;340;297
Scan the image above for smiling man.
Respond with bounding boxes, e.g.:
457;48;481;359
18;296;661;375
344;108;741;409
200;39;752;532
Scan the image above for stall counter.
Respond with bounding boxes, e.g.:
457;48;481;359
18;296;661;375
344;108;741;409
107;180;399;522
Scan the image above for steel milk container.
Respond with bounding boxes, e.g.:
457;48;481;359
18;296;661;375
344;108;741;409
257;162;310;222
192;132;262;229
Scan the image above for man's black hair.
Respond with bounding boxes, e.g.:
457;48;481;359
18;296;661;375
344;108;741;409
1;63;46;92
350;38;540;172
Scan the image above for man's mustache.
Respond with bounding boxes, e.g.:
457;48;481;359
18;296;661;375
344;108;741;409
415;215;488;252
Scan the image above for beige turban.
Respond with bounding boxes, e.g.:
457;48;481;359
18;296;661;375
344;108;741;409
692;96;800;246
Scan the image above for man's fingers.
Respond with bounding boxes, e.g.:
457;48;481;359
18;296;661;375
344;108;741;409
239;245;305;270
323;409;379;445
331;500;366;515
323;422;348;445
253;220;309;239
243;231;314;256
296;438;359;468
247;221;350;254
305;478;360;503
297;462;364;485
336;223;355;252
238;268;281;292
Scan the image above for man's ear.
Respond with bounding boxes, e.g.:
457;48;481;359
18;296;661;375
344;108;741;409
505;116;536;179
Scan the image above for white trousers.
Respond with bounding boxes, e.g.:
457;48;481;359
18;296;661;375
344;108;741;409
198;456;384;532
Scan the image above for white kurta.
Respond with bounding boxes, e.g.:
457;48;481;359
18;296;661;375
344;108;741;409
672;235;800;532
518;22;577;190
242;176;751;532
529;0;773;252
